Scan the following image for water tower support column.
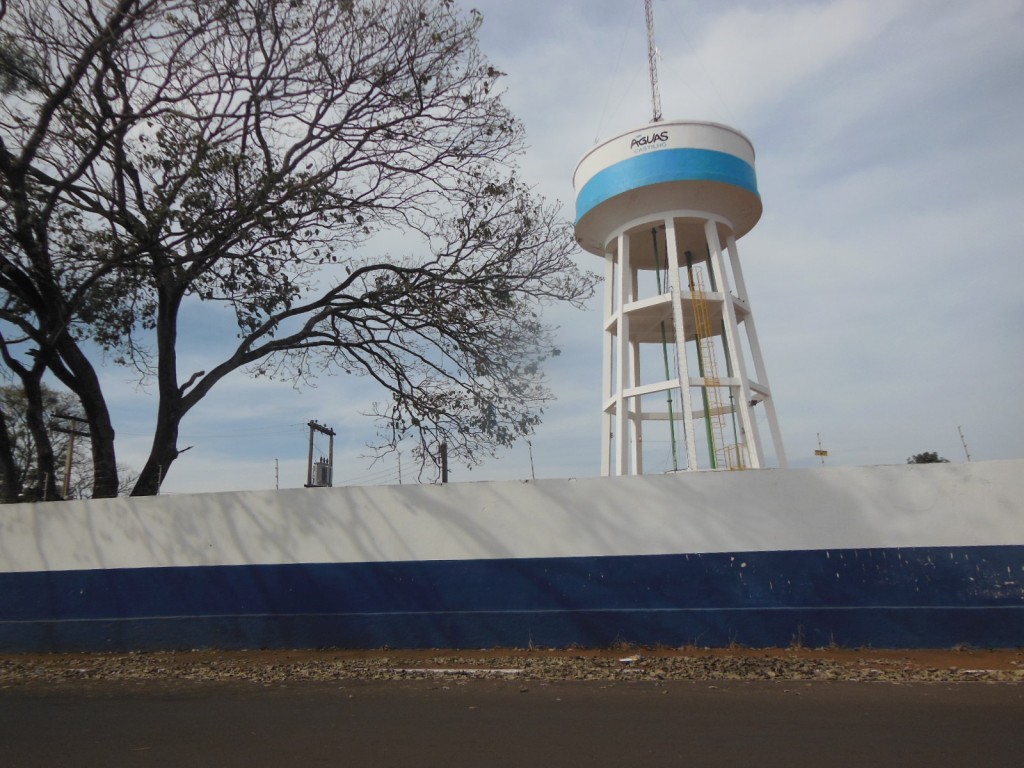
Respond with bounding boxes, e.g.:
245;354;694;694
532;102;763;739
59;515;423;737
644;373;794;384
665;218;699;470
725;235;788;467
613;234;634;475
705;220;763;468
601;252;615;476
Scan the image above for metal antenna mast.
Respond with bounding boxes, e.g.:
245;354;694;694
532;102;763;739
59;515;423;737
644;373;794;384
645;0;663;122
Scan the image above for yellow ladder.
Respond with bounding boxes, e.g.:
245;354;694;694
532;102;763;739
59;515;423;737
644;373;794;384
690;272;740;469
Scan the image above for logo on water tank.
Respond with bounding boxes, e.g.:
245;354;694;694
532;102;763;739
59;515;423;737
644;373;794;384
629;130;669;152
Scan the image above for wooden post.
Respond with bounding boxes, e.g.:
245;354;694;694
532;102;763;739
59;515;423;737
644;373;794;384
52;413;90;500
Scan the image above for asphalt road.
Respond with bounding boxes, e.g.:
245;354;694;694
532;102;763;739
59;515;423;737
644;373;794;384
2;679;1022;767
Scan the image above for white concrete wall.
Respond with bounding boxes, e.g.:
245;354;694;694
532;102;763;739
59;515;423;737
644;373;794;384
1;461;1022;574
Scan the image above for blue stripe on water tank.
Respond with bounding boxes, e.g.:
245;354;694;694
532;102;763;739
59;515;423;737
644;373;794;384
575;148;759;223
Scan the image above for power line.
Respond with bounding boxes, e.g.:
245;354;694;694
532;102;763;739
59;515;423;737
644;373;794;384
333;464;403;487
179;423;309;440
118;422;308;439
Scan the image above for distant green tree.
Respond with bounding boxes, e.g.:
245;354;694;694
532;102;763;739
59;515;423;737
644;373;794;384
907;451;949;464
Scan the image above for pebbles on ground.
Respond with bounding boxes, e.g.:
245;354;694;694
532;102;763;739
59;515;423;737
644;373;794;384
2;649;1022;686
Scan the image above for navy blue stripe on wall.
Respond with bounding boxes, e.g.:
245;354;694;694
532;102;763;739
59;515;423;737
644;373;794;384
1;545;1022;651
4;545;1022;620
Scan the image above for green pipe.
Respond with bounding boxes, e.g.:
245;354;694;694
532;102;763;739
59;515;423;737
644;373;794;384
652;228;678;471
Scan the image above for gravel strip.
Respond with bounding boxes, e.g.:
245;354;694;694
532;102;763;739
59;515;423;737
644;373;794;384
3;650;1023;686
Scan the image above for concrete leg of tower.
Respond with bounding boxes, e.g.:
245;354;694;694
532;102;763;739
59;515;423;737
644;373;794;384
705;220;763;469
614;234;633;475
665;218;699;471
600;252;615;477
723;234;788;469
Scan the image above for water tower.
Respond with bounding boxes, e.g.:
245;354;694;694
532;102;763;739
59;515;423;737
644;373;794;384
573;120;787;475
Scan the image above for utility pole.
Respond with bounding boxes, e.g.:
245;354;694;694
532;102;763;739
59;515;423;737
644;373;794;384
304;420;336;487
957;425;972;462
52;412;89;499
440;441;449;484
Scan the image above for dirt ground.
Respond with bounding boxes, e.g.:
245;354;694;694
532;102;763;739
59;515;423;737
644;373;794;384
3;645;1023;685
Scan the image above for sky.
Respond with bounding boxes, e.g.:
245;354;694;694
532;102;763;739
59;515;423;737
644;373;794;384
104;0;1024;494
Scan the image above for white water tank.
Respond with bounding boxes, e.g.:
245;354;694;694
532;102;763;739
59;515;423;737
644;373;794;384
573;120;786;475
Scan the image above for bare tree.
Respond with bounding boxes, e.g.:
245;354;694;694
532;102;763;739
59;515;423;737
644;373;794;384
0;0;595;495
0;383;136;501
0;338;61;500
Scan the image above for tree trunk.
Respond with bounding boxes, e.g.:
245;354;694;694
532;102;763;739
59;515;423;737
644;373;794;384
21;368;60;501
53;336;120;498
0;408;24;503
131;404;182;496
131;273;186;496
